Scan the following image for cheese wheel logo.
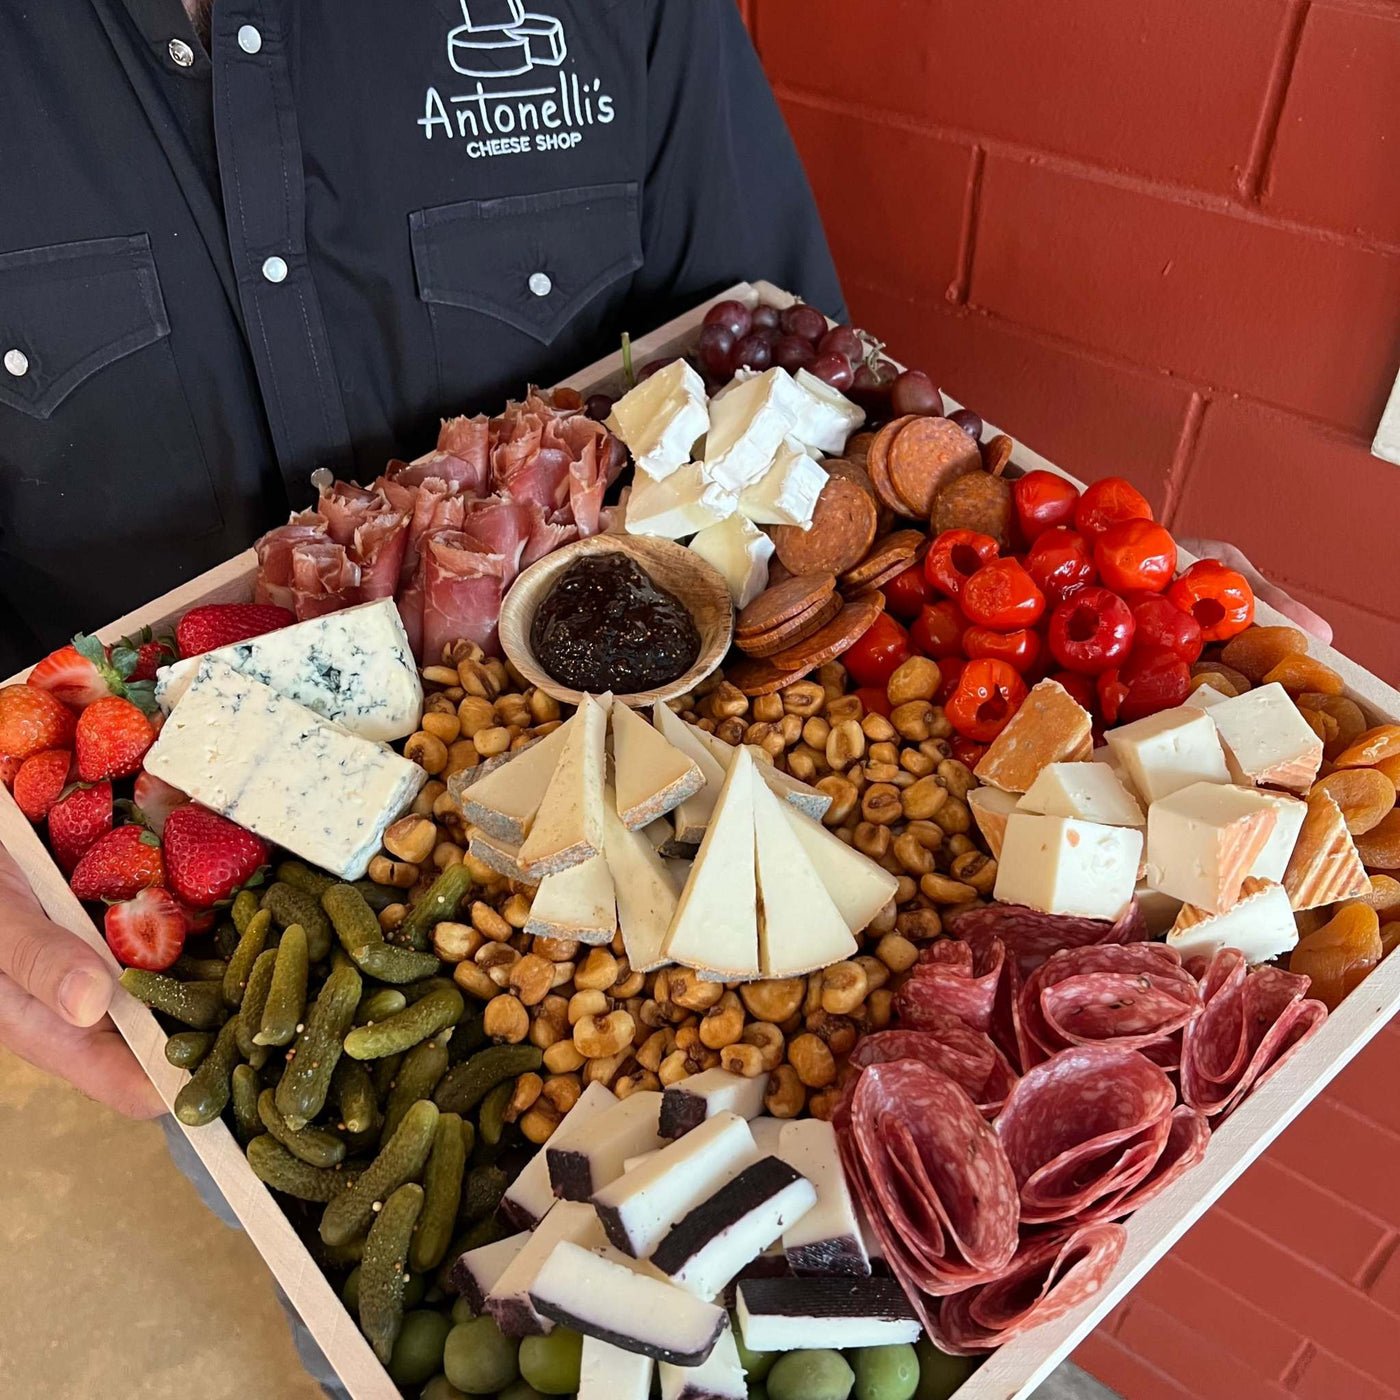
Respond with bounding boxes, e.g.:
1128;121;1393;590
447;0;567;78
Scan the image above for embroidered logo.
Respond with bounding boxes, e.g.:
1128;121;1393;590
447;0;566;78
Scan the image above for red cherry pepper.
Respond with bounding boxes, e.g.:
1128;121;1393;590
950;736;989;768
1026;527;1096;604
935;656;968;706
945;658;1029;743
1094;518;1178;594
841;612;911;689
960;558;1045;631
1166;560;1255;642
923;530;1000;600
962;625;1041;675
1047;586;1135;675
1075;476;1153;544
1050;669;1098;713
855;686;893;719
882;562;934;621
1012;470;1080;543
1126;593;1203;664
910;600;967;660
1097;644;1191;725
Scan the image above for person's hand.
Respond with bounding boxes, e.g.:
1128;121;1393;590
0;844;164;1119
1177;538;1333;646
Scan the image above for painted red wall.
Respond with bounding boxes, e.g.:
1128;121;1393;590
739;2;1400;1395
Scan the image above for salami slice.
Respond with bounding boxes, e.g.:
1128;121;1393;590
895;936;1008;1036
850;1022;1019;1118
936;1223;1127;1355
951;900;1149;977
1078;1104;1210;1224
888;417;982;518
995;1045;1176;1224
1180;949;1327;1118
1017;943;1202;1066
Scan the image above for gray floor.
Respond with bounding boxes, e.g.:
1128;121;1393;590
1036;1363;1123;1399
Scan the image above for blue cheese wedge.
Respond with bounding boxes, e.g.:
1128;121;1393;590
548;1090;663;1201
703;368;808;493
626;463;737;540
604;796;679;973
778;1120;869;1278
454;720;572;845
791;368;866;455
688;512;774;609
659;1326;746;1400
487;1201;606;1336
579;1336;654;1400
782;805;898;936
154;598;423;743
145;660;425;881
450;1231;530;1313
736;1277;921;1351
500;1084;618;1230
738;436;828;528
518;693;608;878
606;359;709;482
660;1067;770;1139
612;700;703;829
653;703;729;844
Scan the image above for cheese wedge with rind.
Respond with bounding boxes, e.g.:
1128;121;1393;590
781;805;899;936
518;693;607;878
580;1336;654;1400
653;701;729;843
968;786;1019;861
1282;788;1371;911
1166;877;1298;965
487;1201;606;1337
467;830;536;886
526;851;616;944
686;722;832;821
778;1119;870;1279
974;679;1093;793
658;1326;746;1400
611;698;703;830
1105;707;1232;807
603;794;679;973
454;719;572;844
1145;781;1279;914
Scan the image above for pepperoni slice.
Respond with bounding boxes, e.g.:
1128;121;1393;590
849;1022;1019;1118
888;417;983;518
772;472;879;577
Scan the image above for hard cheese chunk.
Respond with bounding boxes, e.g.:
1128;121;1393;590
549;1090;663;1201
450;1231;530;1313
579;1336;654;1400
703;367;808;493
1018;761;1144;827
603;795;679;973
968;786;1020;861
660;1067;770;1139
611;700;703;829
488;1201;605;1337
454;719;572;844
736;1277;921;1352
993;813;1142;922
653;701;728;843
1145;781;1280;913
738;436;828;528
791;368;866;455
606;359;709;482
1207;682;1324;794
658;1327;746;1400
975;679;1093;793
518;693;607;878
626;462;736;540
1105;707;1231;805
1166;877;1298;964
688;512;774;609
525;852;616;944
1282;788;1371;911
500;1084;618;1230
154;597;423;743
145;660;425;881
687;722;832;821
782;805;899;936
778;1119;870;1278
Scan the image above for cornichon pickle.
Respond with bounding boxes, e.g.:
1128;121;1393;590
381;1037;452;1148
164;1030;214;1070
247;1135;357;1203
433;1044;542;1116
323;882;441;984
354;943;441;984
213;920;240;960
320;1098;439;1247
355;987;408;1026
275;860;337;898
400;976;459;1006
276;962;362;1130
236;949;279;1060
477;1080;513;1148
232;889;260;936
360;1182;425;1364
372;1051;405;1102
262;882;334;962
257;1088;347;1168
458;1164;509;1224
343;987;464;1061
222;908;272;1008
119;970;226;1030
170;954;229;982
174;1016;242;1126
231;1064;262;1144
333;1057;379;1137
395;865;472;952
256;923;309;1047
409;1111;468;1274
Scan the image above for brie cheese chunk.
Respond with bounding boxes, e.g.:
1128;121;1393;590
603;796;679;973
653;702;728;843
790;368;867;455
1145;781;1280;913
738;437;828;528
688;512;774;608
1206;682;1324;794
518;693;607;878
782;805;899;936
703;368;808;493
1105;708;1231;806
1018;761;1145;827
993;813;1142;922
1166;877;1298;965
626;462;736;540
454;720;572;845
525;852;616;944
500;1084;618;1230
778;1119;870;1278
606;359;709;482
611;699;703;829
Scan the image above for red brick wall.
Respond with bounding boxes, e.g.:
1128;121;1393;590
740;3;1400;1395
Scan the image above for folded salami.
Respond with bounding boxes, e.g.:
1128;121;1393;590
950;901;1148;977
895;937;1009;1037
1180;949;1327;1118
848;1023;1019;1119
935;1222;1127;1354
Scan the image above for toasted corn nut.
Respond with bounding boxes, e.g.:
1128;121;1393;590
920;871;980;904
495;696;532;731
567;989;608;1024
777;714;804;746
443;740;478;778
536;936;581;963
740;978;806;1023
826;720;866;771
483;994;529;1043
946;834;977;858
876;933;920;974
862;713;898;744
508;953;555;1007
868;988;895;1030
764;1064;806;1117
423;692;457;717
861;783;903;826
894;875;919;904
476;944;521;988
710;716;742;746
707;681;748;719
452;961;497;1001
901;748;936;777
505;1072;543;1122
575;1010;635;1059
824;693;861;724
500;893;532;929
528;1014;564;1051
816;776;859;827
583;1049;633;1086
719;1042;766;1077
802;973;825;1020
420;711;461;745
470;901;512;943
528;689;561;724
638;999;670;1031
869;900;899;936
933;796;972;835
783;681;826;717
636;1029;672;1073
669;968;726;1012
891;701;937;742
411;781;447;818
740;1021;785;1072
573;948;619;992
744;721;773;748
613;970;645;999
471;727;511;759
808;1087;844;1122
789;1032;837;1088
752;692;784;723
658;1050;692;1086
520;1103;560;1145
430;921;481;964
422;665;459;687
787;751;818;783
901;775;950;821
892;831;936;876
541;1074;582;1114
898;908;944;941
616;1070;662;1099
674;1025;703;1056
376;903;407;935
433;842;465;871
383;815;440;866
699;992;746;1049
887;656;942;706
819;962;867;1016
951;850;998;893
937;759;976;802
368;855;419;889
456;696;496;737
854;822;892;861
543;1040;586;1074
404;732;449;774
868;741;899;768
549;961;576;991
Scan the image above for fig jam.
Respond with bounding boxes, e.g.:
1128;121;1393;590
531;553;700;693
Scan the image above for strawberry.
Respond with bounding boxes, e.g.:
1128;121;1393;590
176;603;294;659
26;634;158;714
132;770;189;837
13;750;73;822
74;696;156;782
1;755;20;790
161;804;269;908
113;626;177;683
47;781;114;872
104;887;186;971
70;825;165;903
0;684;77;760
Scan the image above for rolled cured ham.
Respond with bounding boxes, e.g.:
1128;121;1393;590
419;530;510;663
253;512;329;613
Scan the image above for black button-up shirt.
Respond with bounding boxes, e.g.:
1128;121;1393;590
0;0;842;674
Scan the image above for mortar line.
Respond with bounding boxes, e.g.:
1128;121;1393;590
946;144;985;306
1239;0;1312;203
1161;391;1207;528
1280;1340;1315;1390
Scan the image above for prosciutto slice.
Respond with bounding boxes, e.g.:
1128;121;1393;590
317;481;411;601
459;497;534;584
288;538;362;620
419;530;510;662
253;512;329;613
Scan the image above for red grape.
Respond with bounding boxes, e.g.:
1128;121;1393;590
948;407;983;441
819;326;863;361
638;358;671;382
772;335;818;372
583;393;613;421
890;369;942;417
751;304;782;332
697;324;736;378
810;351;854;390
703;299;752;340
780;304;829;343
734;334;774;371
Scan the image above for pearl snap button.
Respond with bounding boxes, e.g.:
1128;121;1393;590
528;272;553;298
262;256;289;284
238;25;262;54
168;38;195;67
4;348;29;377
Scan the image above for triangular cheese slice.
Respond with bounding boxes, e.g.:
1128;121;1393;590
782;804;899;936
974;679;1093;793
1282;789;1371;911
663;745;760;980
525;851;616;944
518;694;607;879
602;788;679;973
653;702;728;843
453;718;572;844
685;722;832;822
467;831;536;887
1166;876;1298;965
753;779;858;976
611;698;703;830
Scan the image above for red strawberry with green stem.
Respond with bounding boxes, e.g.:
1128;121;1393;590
47;782;114;872
113;627;177;684
26;634;159;713
176;603;294;659
75;696;156;782
12;750;73;822
131;770;189;837
70;825;165;903
161;804;269;908
105;887;186;971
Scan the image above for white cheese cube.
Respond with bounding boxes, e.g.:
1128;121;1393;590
1182;682;1231;710
606;359;709;482
145;660;426;881
1250;792;1307;883
703;368;808;493
791;368;867;454
1166;878;1299;965
993;813;1141;922
738;437;828;528
1105;707;1230;805
1206;682;1324;794
1017;762;1145;827
626;462;736;540
688;512;774;609
1145;782;1281;913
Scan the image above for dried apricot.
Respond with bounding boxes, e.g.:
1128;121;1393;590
1382;922;1400;960
1190;660;1251;695
1373;754;1400;794
1334;725;1400;769
1298;708;1339;746
1220;626;1309;683
1187;670;1246;699
1355;809;1400;871
1262;653;1344;697
1289;902;1382;1010
1358;874;1400;922
1298;692;1367;760
1312;769;1396;837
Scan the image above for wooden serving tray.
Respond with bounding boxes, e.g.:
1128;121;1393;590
4;282;1398;1400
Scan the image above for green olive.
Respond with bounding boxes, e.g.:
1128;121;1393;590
442;1316;519;1395
852;1343;920;1400
766;1349;854;1400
